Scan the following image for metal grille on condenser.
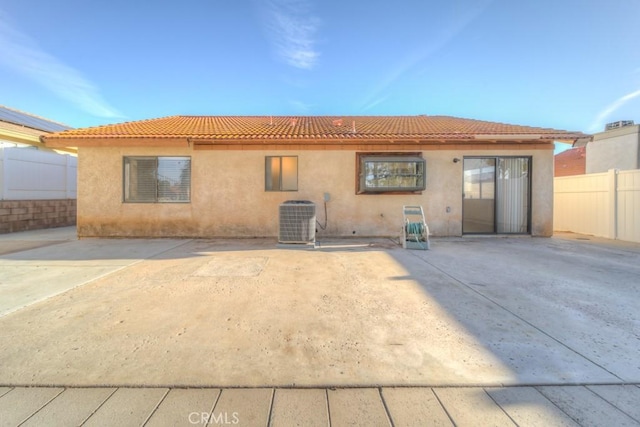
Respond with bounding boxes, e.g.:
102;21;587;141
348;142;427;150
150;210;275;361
278;201;316;243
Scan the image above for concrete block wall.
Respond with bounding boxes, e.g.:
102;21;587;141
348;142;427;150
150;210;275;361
0;199;76;234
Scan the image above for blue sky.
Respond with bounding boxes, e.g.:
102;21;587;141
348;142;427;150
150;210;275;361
1;0;639;148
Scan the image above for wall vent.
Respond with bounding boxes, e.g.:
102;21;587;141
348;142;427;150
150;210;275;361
278;200;316;244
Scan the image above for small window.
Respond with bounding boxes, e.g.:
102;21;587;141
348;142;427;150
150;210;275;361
357;153;426;194
265;156;298;191
123;156;191;203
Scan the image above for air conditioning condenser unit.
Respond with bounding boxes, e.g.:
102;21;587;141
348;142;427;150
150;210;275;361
278;200;316;244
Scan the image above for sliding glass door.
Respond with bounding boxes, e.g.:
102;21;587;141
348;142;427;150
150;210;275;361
463;157;530;234
463;158;496;233
496;157;530;233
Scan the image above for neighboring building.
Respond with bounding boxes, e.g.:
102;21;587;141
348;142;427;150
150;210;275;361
0;106;77;233
586;120;639;173
43;115;587;238
554;146;586;177
0;105;75;154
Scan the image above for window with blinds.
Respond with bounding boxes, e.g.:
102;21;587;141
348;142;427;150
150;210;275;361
123;157;191;203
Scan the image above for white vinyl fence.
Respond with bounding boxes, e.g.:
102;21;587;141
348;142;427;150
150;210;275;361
554;169;640;243
0;147;77;200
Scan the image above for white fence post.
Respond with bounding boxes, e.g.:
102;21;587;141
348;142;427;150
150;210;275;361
616;170;640;242
66;155;71;199
0;149;6;200
608;169;618;239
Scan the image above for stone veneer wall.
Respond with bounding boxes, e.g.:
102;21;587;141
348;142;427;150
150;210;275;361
0;200;76;234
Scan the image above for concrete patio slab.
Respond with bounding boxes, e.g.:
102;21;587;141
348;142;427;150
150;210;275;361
585;385;640;421
0;237;189;316
81;388;167;427
0;226;76;248
20;388;115;427
536;385;640;427
212;389;273;426
3;385;640;426
432;387;516;426
407;236;640;383
0;234;639;389
381;387;453;426
269;389;328;427
327;388;390;426
145;388;220;427
0;387;63;427
485;386;580;426
1;228;639;425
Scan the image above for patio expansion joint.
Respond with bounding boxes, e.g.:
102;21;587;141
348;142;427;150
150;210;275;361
77;387;118;426
584;385;640;424
140;388;170;426
4;382;638;390
16;387;65;426
430;387;456;426
324;389;332;427
531;385;581;426
377;387;395;427
265;388;276;426
406;250;627;383
482;386;520;426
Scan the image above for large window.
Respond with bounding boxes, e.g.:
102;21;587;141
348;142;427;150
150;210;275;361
357;153;426;194
123;157;191;203
265;156;298;191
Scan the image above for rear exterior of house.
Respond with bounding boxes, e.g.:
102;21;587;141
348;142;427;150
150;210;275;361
43;115;587;238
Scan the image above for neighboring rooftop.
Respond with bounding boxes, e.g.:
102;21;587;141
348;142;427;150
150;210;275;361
605;120;634;131
0;105;71;133
43;115;589;147
554;146;586;177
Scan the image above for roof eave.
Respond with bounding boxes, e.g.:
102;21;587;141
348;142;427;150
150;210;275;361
474;134;590;144
41;134;586;147
42;136;191;148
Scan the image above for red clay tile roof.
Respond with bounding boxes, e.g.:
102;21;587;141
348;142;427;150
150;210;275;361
42;115;589;146
554;146;586;177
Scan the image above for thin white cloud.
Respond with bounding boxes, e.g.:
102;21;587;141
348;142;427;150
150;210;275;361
289;99;313;112
589;88;640;132
360;0;493;111
0;11;122;118
261;0;320;70
362;96;389;112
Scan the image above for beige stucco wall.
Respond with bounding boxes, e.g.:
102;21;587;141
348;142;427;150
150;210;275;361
587;125;640;173
77;145;554;238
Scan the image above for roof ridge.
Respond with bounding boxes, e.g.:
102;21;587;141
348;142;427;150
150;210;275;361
56;114;183;133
